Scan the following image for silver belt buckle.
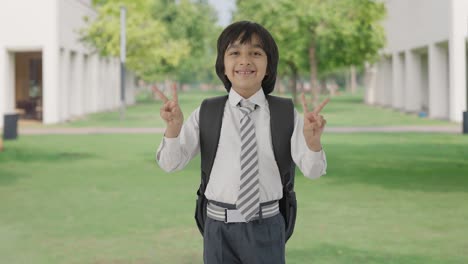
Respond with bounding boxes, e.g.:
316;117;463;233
225;209;246;223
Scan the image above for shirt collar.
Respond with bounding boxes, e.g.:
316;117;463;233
228;88;267;108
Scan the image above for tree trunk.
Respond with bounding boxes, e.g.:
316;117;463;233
320;79;327;96
351;65;357;94
309;41;319;107
345;70;350;93
288;62;298;104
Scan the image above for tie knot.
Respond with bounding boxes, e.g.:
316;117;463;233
239;99;256;114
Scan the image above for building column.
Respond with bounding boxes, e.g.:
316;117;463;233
383;56;393;107
83;54;92;114
112;58;119;108
405;50;421;112
82;54;89;115
89;54;99;113
68;52;77;117
98;57;105;111
429;43;449;119
0;49;15;127
375;60;385;105
43;45;60;124
59;48;70;121
392;52;405;109
116;59;122;106
109;59;115;108
448;0;467;122
364;62;377;105
0;49;5;127
106;59;112;110
75;53;84;116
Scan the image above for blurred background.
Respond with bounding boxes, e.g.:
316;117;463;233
0;0;467;263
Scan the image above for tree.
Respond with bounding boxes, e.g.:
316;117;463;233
81;0;189;81
294;0;386;104
235;0;386;105
81;0;220;84
154;0;221;85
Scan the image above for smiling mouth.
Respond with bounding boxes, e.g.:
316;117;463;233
235;70;256;75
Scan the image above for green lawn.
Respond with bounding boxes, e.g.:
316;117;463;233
22;89;457;128
1;133;467;263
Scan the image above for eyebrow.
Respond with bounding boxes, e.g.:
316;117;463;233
226;43;264;50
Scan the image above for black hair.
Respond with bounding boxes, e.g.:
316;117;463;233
215;21;279;95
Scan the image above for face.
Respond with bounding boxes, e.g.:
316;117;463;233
223;35;268;97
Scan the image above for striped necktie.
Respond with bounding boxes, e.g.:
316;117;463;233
237;99;259;221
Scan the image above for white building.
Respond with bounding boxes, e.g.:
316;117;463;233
0;0;136;127
365;0;468;122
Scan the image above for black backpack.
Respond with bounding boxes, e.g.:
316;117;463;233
195;94;297;242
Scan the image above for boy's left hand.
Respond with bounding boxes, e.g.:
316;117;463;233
300;93;329;152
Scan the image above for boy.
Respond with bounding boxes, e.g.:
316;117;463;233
155;21;328;264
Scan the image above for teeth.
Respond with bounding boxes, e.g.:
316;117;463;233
236;71;254;75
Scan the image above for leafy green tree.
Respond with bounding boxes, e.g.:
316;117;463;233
235;0;386;104
82;0;220;85
82;0;189;81
154;0;221;85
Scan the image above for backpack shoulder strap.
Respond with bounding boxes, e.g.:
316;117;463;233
199;95;228;190
267;95;297;242
267;95;296;189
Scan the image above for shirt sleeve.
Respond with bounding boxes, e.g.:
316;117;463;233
155;107;201;172
291;109;327;179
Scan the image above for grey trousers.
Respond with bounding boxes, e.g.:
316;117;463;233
203;213;286;264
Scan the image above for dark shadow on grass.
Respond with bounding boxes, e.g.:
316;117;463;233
0;147;95;185
0;147;96;163
316;142;468;193
287;243;462;264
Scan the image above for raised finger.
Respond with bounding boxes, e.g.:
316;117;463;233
313;97;330;114
300;93;309;114
153;86;169;103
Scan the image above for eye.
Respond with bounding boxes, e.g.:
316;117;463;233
253;51;263;56
228;51;239;56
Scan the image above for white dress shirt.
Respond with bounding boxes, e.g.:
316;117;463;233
156;88;327;205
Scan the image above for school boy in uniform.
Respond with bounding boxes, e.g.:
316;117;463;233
155;21;329;264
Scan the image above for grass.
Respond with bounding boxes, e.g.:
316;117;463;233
2;89;465;263
1;133;468;263
20;89;457;128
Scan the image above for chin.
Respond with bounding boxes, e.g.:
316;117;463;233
234;85;262;93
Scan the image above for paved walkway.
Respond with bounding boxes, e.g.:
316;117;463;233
18;125;462;135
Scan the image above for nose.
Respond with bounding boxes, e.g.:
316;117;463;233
238;53;251;66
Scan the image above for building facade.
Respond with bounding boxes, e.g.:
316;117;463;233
0;0;136;127
365;0;468;122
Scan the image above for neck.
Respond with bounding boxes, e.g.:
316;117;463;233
232;87;261;99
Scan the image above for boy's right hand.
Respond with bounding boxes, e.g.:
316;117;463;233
152;85;184;138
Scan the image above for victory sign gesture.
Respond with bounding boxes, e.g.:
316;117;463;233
301;93;330;152
152;85;184;138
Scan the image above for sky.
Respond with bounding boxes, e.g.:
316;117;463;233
207;0;236;26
